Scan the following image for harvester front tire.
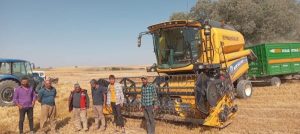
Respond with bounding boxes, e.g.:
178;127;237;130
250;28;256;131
236;80;252;99
0;80;18;106
270;77;281;87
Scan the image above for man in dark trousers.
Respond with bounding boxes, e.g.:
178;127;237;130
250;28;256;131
106;75;125;133
13;77;36;134
90;79;107;131
141;75;159;134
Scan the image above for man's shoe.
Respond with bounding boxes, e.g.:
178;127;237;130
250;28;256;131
92;125;99;130
36;130;46;134
50;130;59;134
83;128;88;132
74;129;81;132
99;126;106;131
121;128;126;134
114;129;119;133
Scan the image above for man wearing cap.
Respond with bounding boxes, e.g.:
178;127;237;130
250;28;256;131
68;83;90;132
141;75;159;134
90;79;107;131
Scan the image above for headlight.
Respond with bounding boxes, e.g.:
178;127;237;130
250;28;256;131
198;64;204;69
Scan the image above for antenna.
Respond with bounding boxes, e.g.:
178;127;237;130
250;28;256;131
186;0;189;21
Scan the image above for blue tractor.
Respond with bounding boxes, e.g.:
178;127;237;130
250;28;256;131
0;58;43;106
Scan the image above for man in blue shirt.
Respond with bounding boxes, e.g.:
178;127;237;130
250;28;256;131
38;80;57;133
90;79;107;131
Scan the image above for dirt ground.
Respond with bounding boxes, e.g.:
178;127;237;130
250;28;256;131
0;67;299;134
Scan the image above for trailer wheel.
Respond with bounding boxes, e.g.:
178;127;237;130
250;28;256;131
236;80;252;99
270;77;281;87
0;80;18;106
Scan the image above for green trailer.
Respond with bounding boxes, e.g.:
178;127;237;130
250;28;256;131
247;43;300;86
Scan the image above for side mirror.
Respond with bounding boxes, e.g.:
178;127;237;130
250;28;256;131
137;31;150;47
138;35;142;47
31;63;35;69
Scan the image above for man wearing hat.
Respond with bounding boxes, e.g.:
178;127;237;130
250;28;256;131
68;83;90;132
141;75;159;134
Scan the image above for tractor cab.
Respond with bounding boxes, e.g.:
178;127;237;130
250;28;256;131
0;60;33;77
0;59;43;106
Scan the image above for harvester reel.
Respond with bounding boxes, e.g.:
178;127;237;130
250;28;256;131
97;79;110;87
119;78;139;107
153;76;170;102
153;76;170;90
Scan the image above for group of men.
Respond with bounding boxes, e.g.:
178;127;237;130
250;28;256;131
13;74;159;134
13;77;57;134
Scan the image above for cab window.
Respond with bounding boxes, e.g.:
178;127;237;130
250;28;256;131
0;62;11;74
25;62;33;75
12;62;27;77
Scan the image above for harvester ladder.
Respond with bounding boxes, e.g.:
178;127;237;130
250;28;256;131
203;39;214;64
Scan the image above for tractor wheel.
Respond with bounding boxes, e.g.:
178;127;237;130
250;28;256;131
236;80;252;99
270;77;281;87
0;80;18;106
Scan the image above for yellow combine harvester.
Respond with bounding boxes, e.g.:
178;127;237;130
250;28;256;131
106;20;255;128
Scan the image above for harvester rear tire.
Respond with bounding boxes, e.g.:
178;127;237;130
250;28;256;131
270;77;281;87
0;80;18;106
236;80;252;99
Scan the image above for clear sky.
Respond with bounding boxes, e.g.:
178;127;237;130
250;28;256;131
0;0;196;67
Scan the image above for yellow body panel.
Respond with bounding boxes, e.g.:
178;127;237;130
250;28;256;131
203;94;236;127
225;57;249;81
156;64;194;73
202;27;245;64
220;50;251;62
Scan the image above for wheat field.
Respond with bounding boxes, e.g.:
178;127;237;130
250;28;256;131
0;67;299;134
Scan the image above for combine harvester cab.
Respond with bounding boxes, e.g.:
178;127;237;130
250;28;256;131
119;20;256;128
